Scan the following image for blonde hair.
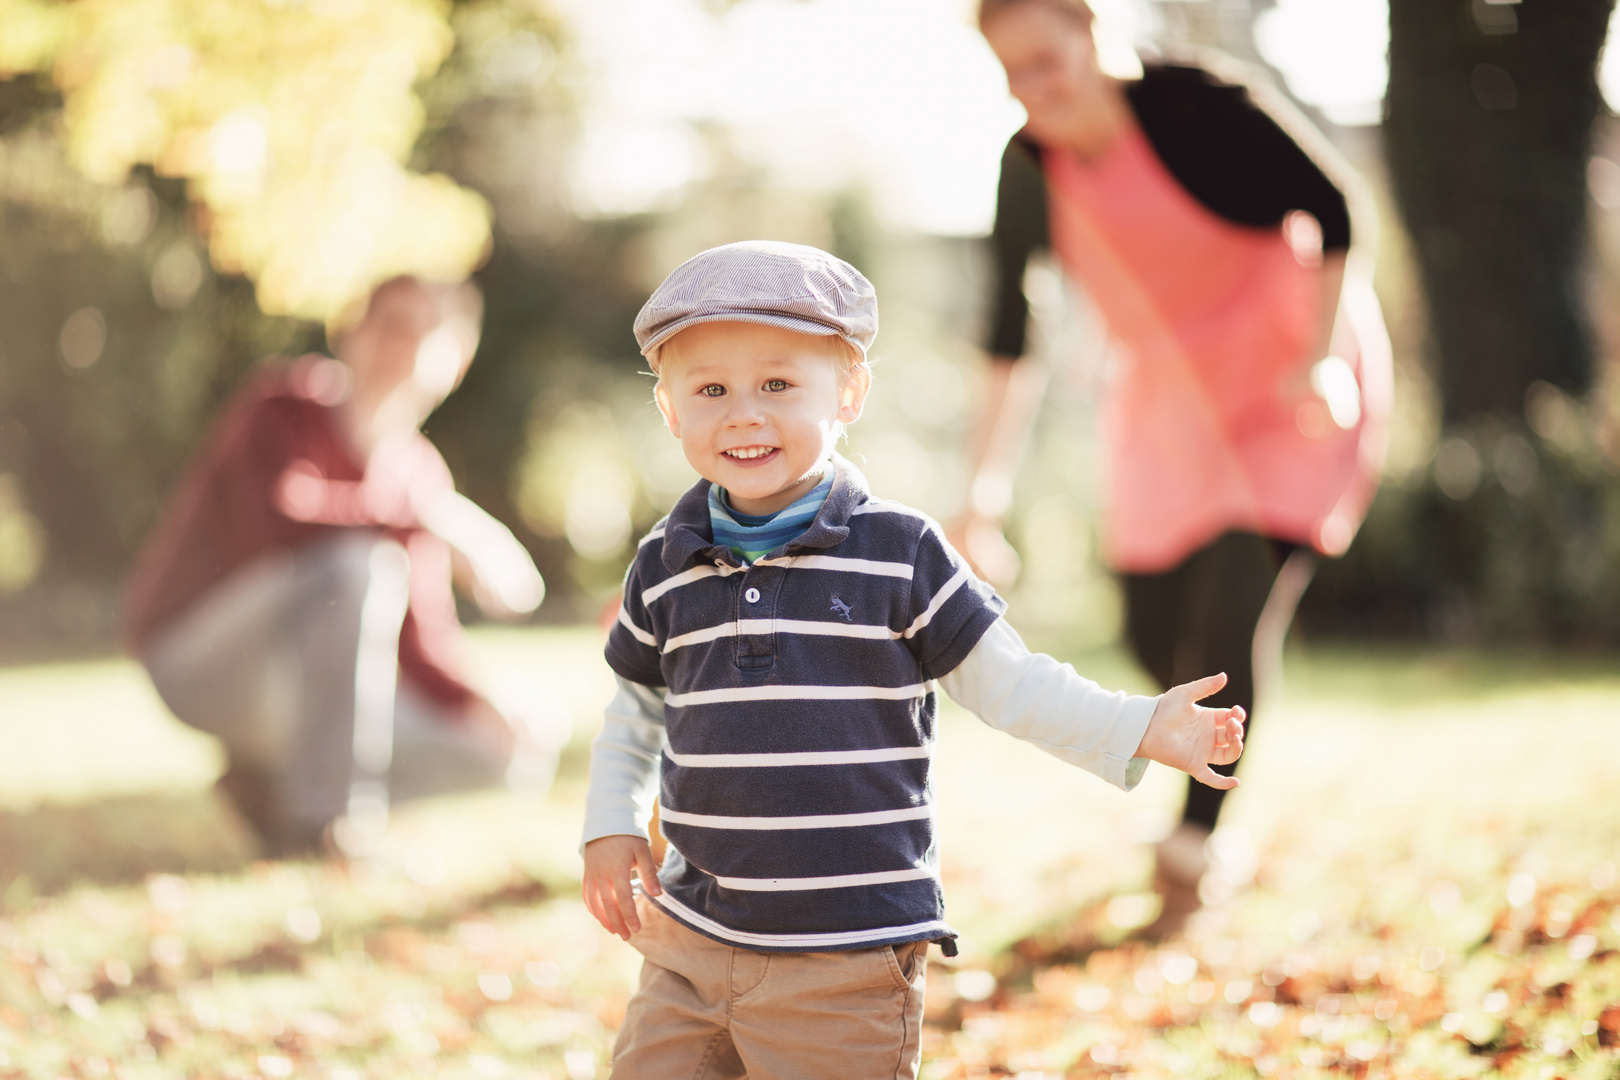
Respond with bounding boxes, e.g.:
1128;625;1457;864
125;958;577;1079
652;324;867;385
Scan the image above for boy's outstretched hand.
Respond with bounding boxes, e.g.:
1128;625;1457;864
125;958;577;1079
583;835;662;940
1136;673;1246;789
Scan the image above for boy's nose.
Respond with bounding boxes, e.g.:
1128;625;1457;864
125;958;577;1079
725;395;766;426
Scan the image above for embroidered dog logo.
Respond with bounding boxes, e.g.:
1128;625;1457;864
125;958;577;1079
830;595;853;622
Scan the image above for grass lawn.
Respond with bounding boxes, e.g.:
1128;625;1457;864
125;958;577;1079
1;627;1618;1078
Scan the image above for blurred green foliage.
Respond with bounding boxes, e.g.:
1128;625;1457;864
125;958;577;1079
1304;384;1620;645
1;0;491;319
0;1;668;640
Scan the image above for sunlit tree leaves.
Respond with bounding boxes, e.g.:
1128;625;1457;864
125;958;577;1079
1;0;492;319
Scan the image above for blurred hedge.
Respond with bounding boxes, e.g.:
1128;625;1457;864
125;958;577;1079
1303;386;1620;645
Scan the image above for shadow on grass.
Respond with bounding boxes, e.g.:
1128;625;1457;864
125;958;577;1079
0;788;258;905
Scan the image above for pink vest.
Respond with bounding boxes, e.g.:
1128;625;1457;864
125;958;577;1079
1043;125;1391;573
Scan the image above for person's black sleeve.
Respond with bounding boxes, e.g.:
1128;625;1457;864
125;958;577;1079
1128;65;1352;251
985;136;1050;359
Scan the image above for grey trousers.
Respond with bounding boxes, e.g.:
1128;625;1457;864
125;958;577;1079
142;533;512;836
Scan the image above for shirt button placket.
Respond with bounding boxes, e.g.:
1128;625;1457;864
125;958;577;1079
735;567;777;671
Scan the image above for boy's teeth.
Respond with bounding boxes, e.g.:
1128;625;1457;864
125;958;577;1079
727;447;772;459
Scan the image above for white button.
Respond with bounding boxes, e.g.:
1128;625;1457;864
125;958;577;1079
745;587;761;604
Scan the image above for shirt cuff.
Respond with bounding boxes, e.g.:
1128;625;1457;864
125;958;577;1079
1095;692;1159;791
581;820;650;848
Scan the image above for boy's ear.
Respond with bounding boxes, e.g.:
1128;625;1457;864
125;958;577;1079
653;381;682;437
837;362;872;424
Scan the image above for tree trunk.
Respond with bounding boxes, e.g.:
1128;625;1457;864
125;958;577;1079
1384;0;1615;423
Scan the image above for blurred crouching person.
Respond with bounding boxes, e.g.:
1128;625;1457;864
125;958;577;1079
965;0;1393;934
123;276;556;856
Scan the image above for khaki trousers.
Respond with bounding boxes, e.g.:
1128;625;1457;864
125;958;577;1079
611;896;927;1080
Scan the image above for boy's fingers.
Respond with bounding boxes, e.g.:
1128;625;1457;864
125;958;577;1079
1213;707;1244;757
1226;712;1245;751
589;885;617;937
616;878;642;938
1193;766;1241;791
589;879;633;940
585;882;615;935
1218;712;1244;748
635;847;663;897
1179;672;1229;703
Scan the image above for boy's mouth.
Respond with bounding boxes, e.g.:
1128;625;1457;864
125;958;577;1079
722;446;779;462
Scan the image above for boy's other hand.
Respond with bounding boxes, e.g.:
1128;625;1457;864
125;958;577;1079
583;835;662;940
1136;673;1246;790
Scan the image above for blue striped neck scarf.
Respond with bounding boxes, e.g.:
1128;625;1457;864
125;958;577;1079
708;463;834;564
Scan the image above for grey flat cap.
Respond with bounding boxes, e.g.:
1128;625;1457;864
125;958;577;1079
634;240;878;359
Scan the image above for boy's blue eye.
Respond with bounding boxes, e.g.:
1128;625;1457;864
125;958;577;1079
701;385;725;397
765;379;789;392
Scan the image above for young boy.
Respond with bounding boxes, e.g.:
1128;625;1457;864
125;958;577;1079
583;241;1243;1078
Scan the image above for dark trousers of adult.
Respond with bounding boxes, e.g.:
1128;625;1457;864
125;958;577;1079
1120;531;1315;832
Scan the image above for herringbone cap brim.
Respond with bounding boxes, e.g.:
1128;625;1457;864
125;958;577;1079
634;240;878;359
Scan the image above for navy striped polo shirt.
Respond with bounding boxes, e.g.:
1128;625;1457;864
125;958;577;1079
605;456;1006;952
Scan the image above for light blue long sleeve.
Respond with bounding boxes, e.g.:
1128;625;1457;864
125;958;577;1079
581;677;667;847
936;617;1156;791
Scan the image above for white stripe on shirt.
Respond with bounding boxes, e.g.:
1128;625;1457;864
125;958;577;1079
710;866;937;892
662;618;899;654
649;892;949;950
753;554;914;579
617;607;657;647
664;744;930;768
642;564;728;605
903;564;971;638
663;683;927;708
658;805;932;830
637;525;667;547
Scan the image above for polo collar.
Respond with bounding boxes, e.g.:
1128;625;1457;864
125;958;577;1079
661;454;870;573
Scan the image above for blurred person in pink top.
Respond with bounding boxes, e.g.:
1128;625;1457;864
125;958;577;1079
125;277;556;856
962;0;1391;934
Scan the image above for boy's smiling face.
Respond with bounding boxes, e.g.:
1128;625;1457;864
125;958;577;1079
653;321;870;517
